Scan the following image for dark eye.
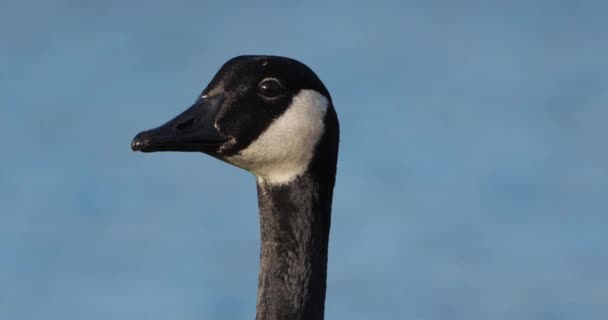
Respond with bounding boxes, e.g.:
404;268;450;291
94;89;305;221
258;78;285;98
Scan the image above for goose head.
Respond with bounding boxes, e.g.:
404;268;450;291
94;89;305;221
131;55;338;185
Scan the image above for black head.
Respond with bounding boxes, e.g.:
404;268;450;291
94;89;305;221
132;55;339;184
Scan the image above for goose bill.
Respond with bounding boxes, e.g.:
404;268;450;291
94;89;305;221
131;95;228;153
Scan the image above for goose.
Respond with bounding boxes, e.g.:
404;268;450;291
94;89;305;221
131;55;339;320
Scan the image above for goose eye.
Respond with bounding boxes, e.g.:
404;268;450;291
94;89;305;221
258;78;285;98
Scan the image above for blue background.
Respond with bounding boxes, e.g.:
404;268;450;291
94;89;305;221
1;1;607;319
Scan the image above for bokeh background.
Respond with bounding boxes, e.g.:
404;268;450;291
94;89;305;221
1;1;607;319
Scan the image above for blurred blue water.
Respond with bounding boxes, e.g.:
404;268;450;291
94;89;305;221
1;1;607;319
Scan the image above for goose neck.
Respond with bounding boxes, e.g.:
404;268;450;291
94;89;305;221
255;172;332;320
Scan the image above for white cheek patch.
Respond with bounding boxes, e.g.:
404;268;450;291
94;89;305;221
227;89;328;185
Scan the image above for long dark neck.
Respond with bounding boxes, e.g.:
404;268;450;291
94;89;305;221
255;171;334;320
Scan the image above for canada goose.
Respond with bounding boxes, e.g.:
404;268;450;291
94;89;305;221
131;55;339;320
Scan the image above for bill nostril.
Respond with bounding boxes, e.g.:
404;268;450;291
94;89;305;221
176;118;199;131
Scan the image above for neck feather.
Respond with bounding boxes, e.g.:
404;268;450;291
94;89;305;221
254;171;333;320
